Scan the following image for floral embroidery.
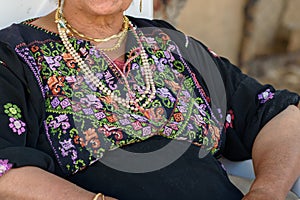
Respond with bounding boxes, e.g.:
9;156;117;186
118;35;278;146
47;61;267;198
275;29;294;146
4;103;22;119
209;125;221;154
0;159;13;176
9;118;26;135
258;89;274;104
83;128;101;150
4;103;26;135
59;139;77;160
47;75;65;95
225;110;234;129
15;26;222;175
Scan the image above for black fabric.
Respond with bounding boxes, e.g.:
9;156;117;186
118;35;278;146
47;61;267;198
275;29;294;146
0;16;298;199
0;42;55;172
69;136;244;200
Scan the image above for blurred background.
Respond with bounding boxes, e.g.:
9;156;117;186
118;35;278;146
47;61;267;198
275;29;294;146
154;0;300;94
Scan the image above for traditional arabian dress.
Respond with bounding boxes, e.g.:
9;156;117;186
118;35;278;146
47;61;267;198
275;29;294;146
0;16;298;199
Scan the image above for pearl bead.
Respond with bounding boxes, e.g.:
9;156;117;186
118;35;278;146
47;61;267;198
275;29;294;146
57;17;157;113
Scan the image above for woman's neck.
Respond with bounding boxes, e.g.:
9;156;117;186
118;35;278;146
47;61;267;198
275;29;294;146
30;4;128;61
62;3;125;40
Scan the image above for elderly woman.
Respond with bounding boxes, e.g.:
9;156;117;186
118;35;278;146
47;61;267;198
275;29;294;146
0;0;299;199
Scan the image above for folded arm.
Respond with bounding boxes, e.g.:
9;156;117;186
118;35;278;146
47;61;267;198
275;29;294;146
0;166;120;200
0;166;96;199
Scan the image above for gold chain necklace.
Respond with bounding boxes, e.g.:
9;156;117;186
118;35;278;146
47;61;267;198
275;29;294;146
55;8;156;113
64;16;129;51
56;4;129;51
65;17;129;43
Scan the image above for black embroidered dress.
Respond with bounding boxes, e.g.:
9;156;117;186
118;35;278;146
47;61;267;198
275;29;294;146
0;17;298;200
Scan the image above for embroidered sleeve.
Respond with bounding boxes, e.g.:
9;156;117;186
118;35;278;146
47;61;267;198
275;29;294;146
211;54;300;160
0;43;55;174
4;103;26;135
182;37;299;160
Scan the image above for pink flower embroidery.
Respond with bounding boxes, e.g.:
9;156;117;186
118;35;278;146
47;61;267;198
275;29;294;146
225;110;234;129
9;117;26;135
0;159;13;176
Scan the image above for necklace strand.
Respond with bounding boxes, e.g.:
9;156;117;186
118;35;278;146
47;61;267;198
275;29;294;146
55;9;156;112
64;17;129;51
56;8;129;51
65;17;128;43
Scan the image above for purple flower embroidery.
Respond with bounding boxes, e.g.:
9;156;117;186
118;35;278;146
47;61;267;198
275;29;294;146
258;89;274;104
163;126;173;137
60;99;71;109
51;97;60;108
60;139;75;151
59;139;75;157
95;112;106;120
48;114;70;131
44;55;62;70
83;108;94;115
9;117;26;135
157;88;176;102
142;126;152;137
0;159;13;176
119;118;131;126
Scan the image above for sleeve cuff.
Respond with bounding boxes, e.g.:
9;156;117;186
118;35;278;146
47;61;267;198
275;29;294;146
0;146;55;174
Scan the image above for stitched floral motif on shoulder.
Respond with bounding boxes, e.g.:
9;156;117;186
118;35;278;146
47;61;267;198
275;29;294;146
258;88;274;104
225;109;234;129
4;103;26;135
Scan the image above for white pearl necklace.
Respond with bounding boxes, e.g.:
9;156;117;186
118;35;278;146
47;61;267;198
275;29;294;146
56;14;156;113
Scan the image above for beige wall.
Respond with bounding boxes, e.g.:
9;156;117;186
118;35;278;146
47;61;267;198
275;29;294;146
173;0;300;94
177;0;246;65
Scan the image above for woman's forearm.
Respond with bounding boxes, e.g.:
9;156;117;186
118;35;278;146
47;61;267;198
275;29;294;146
247;105;300;199
0;166;95;200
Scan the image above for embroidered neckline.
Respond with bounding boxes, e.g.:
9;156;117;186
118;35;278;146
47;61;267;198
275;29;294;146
14;23;221;175
21;18;60;37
